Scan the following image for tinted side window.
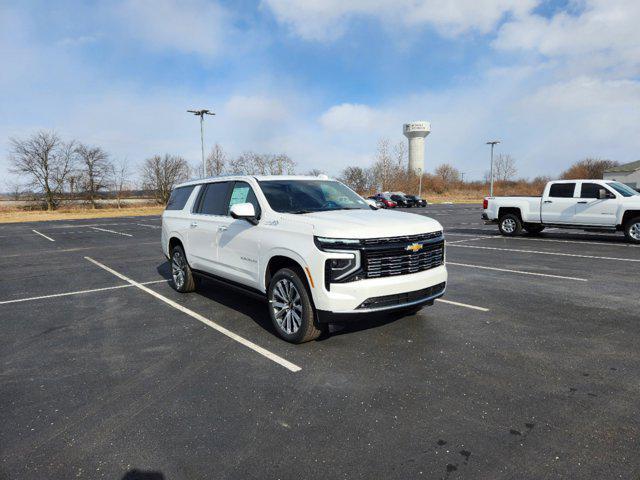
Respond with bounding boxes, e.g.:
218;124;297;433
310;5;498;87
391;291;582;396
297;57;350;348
228;182;261;218
166;185;195;210
196;182;230;215
549;183;575;198
580;183;602;198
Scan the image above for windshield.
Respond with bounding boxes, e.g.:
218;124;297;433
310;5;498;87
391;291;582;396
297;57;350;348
258;180;370;213
607;182;639;197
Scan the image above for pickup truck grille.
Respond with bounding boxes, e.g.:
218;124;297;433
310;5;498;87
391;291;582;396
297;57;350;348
363;238;445;279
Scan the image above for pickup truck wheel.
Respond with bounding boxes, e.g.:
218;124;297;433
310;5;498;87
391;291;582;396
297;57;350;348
170;245;196;293
268;268;321;343
624;216;640;244
524;225;545;235
498;214;522;236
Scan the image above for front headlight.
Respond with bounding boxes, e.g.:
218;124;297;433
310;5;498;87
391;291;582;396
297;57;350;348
314;236;361;249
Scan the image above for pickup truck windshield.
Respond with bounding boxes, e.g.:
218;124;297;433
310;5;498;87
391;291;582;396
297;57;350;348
258;180;370;213
607;182;639;197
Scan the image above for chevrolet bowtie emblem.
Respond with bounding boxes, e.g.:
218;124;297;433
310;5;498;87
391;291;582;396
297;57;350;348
406;243;423;252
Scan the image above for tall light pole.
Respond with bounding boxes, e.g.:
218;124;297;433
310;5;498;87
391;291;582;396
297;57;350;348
418;168;423;198
188;109;215;178
486;140;500;197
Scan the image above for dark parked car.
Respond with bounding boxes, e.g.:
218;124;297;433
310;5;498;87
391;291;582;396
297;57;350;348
405;195;427;207
390;194;411;208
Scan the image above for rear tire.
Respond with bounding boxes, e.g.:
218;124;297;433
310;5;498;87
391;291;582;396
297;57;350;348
267;268;321;343
498;213;522;236
524;225;545;235
170;245;196;293
624;216;640;244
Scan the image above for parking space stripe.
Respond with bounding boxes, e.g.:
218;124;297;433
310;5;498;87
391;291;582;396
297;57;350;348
136;223;160;229
0;280;167;305
448;244;640;262
482;235;640;248
32;229;55;242
447;261;588;281
84;256;302;373
435;299;489;312
90;226;133;237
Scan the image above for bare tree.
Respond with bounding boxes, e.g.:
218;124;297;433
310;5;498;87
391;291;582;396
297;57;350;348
76;144;111;208
339;166;370;194
141;154;190;204
494;154;517;182
370;138;404;191
434;163;461;184
560;158;619;179
306;169;326;176
228;152;296;175
8;131;76;210
206;143;227;176
393;141;407;167
109;158;130;208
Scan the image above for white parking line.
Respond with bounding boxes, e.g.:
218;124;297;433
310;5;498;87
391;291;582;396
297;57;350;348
136;223;160;229
447;261;588;281
32;229;55;242
435;299;489;312
448;244;640;262
482;235;640;248
90;226;133;237
446;238;482;244
84;256;301;373
0;280;167;305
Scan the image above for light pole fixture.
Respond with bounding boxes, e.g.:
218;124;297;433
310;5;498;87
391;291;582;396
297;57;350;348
486;140;500;197
417;168;423;198
188;109;215;178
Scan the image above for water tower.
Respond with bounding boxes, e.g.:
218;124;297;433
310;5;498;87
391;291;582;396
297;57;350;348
403;121;431;174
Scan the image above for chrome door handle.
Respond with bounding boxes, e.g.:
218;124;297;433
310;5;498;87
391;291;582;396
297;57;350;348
577;201;588;204
543;200;553;204
218;225;228;231
190;221;198;228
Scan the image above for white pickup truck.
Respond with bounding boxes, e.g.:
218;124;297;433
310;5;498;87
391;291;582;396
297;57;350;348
482;179;640;243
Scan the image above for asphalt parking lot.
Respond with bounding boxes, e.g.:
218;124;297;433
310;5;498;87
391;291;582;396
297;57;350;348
1;205;638;479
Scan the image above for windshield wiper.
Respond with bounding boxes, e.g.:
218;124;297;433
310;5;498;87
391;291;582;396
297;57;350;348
291;209;314;214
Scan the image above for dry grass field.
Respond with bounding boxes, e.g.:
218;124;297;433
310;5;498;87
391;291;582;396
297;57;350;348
0;205;164;223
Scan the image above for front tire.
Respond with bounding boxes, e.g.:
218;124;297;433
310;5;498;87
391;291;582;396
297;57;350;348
268;268;321;343
498;213;522;236
170;245;196;293
624;216;640;244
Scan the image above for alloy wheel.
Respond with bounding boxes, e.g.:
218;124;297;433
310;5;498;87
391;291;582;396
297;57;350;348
271;279;303;335
630;222;640;241
502;218;516;233
172;251;186;289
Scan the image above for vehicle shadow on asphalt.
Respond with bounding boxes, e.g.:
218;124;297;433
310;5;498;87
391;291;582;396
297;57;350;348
155;261;278;336
121;470;165;480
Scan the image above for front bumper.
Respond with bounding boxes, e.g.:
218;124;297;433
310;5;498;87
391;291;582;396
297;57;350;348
312;264;448;317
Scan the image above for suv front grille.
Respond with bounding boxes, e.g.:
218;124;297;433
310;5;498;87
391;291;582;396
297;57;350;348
363;239;444;279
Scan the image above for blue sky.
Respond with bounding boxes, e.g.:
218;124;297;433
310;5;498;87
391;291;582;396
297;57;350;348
1;0;639;183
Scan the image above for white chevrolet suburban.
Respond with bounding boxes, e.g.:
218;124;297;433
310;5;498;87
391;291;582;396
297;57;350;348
482;179;640;243
161;175;447;343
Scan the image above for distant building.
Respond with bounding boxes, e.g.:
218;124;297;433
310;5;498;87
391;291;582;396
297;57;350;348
603;160;640;190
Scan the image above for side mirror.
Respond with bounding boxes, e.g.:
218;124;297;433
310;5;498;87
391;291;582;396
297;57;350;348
598;188;614;199
365;199;379;209
230;202;258;225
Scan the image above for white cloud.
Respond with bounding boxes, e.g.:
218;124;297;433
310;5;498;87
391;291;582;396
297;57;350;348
494;0;640;75
319;103;387;132
262;0;538;41
115;0;233;56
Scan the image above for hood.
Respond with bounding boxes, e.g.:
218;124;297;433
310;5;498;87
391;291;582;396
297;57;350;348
281;209;443;239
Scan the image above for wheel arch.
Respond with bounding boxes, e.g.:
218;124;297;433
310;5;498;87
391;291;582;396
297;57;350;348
498;207;523;221
621;210;640;227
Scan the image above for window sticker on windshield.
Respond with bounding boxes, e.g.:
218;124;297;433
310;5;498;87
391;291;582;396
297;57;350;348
229;185;250;206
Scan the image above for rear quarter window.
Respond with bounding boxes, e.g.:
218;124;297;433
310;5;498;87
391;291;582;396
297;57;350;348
549;183;576;198
165;185;196;210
